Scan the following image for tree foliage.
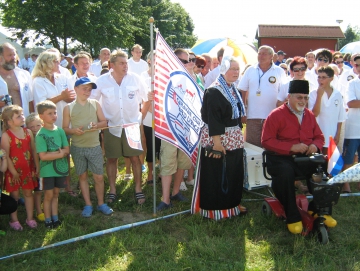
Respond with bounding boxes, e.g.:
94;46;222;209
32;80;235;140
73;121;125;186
0;0;197;56
339;24;360;49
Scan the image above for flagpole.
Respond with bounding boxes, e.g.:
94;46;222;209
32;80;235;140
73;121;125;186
149;17;157;216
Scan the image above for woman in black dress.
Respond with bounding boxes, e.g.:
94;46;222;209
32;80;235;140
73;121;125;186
191;56;247;220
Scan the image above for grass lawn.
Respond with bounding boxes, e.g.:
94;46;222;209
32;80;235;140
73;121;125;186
1;157;360;271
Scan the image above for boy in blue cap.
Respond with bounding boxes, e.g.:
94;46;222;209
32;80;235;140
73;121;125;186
63;77;113;217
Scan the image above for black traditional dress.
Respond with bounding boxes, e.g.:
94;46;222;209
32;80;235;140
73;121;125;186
191;77;245;220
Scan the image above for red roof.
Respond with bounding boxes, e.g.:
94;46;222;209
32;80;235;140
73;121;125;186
256;25;345;39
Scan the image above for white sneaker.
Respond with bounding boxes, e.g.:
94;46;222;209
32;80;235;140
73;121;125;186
180;181;188;191
124;174;133;181
185;179;194;186
183;170;188;178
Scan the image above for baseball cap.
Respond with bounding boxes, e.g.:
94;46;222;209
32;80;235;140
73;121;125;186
277;50;286;55
74;77;97;89
65;54;73;59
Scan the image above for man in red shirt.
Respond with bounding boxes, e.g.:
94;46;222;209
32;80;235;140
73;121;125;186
261;80;336;234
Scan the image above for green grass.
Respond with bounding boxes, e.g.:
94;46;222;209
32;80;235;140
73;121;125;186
1;157;360;271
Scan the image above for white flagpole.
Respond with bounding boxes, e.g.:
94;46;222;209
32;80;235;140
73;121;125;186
149;17;157;215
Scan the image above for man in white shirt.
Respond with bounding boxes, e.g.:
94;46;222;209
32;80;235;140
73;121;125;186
127;44;148;76
68;52;97;90
91;49;150;205
0;43;34;116
204;48;224;88
238;45;285;147
338;53;360;97
305;52;316;71
341;55;360;193
89;48;110;77
19;53;31;72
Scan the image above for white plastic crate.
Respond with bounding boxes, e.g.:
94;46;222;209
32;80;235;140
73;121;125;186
244;142;272;190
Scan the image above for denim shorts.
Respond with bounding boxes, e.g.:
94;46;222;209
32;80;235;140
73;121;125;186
342;139;360;165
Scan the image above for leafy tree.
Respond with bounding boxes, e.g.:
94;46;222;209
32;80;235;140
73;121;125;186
0;0;196;56
339;24;360;49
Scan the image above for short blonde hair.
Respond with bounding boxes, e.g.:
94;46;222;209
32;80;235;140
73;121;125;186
36;100;57;115
31;51;59;79
25;113;42;127
1;105;23;131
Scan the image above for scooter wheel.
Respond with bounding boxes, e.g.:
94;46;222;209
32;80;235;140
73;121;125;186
317;226;329;245
262;201;272;216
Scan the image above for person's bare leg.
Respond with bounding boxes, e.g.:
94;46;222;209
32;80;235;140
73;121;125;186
93;173;105;206
43;189;53;219
172;169;184;196
79;172;91;206
147;162;153;181
34;191;43;216
106;158;118;195
342;164;352;192
9;190;20;222
23;189;35;221
51;187;60;217
161;175;172;204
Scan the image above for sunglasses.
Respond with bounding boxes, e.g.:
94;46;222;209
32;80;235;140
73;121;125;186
293;67;306;72
318;76;331;80
317;58;329;63
197;65;204;69
189;58;196;63
294;95;309;101
336;60;344;64
179;58;189;64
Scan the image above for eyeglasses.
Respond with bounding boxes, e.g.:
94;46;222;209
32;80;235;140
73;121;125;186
318;76;331;80
317;58;329;63
196;65;204;69
189;58;196;63
179;58;189;64
294;95;309;101
336;60;344;64
293;67;306;72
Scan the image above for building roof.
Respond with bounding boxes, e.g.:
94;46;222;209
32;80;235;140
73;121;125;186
256;25;345;39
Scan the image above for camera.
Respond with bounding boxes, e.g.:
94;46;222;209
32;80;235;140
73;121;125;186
1;94;13;106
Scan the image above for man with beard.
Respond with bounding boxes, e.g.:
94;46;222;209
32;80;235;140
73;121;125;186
261;80;336;235
0;43;33;117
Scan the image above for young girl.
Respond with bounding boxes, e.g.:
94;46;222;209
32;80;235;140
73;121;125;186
1;105;39;230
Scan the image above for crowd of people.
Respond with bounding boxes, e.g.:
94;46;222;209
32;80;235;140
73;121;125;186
0;40;359;235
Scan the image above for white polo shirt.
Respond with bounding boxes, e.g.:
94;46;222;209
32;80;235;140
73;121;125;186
68;72;97;91
32;73;71;127
91;71;148;137
238;63;285;119
338;68;357;97
128;58;148;76
308;89;346;147
345;77;360;139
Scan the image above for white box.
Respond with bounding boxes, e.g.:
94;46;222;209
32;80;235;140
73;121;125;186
244;142;272;190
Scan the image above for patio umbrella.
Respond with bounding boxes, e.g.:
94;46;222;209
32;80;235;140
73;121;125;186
340;41;360;54
191;38;258;65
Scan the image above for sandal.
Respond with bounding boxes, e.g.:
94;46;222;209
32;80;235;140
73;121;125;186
81;205;93;218
66;190;78;197
106;193;117;205
26;219;38;229
9;221;23;231
135;192;145;205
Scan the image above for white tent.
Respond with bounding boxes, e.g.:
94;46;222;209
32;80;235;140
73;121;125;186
0;26;24;58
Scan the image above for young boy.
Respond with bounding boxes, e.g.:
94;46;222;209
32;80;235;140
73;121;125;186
63;77;113;217
36;100;69;229
26;113;45;222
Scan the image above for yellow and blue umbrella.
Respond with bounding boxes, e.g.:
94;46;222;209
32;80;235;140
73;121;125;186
191;38;258;65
